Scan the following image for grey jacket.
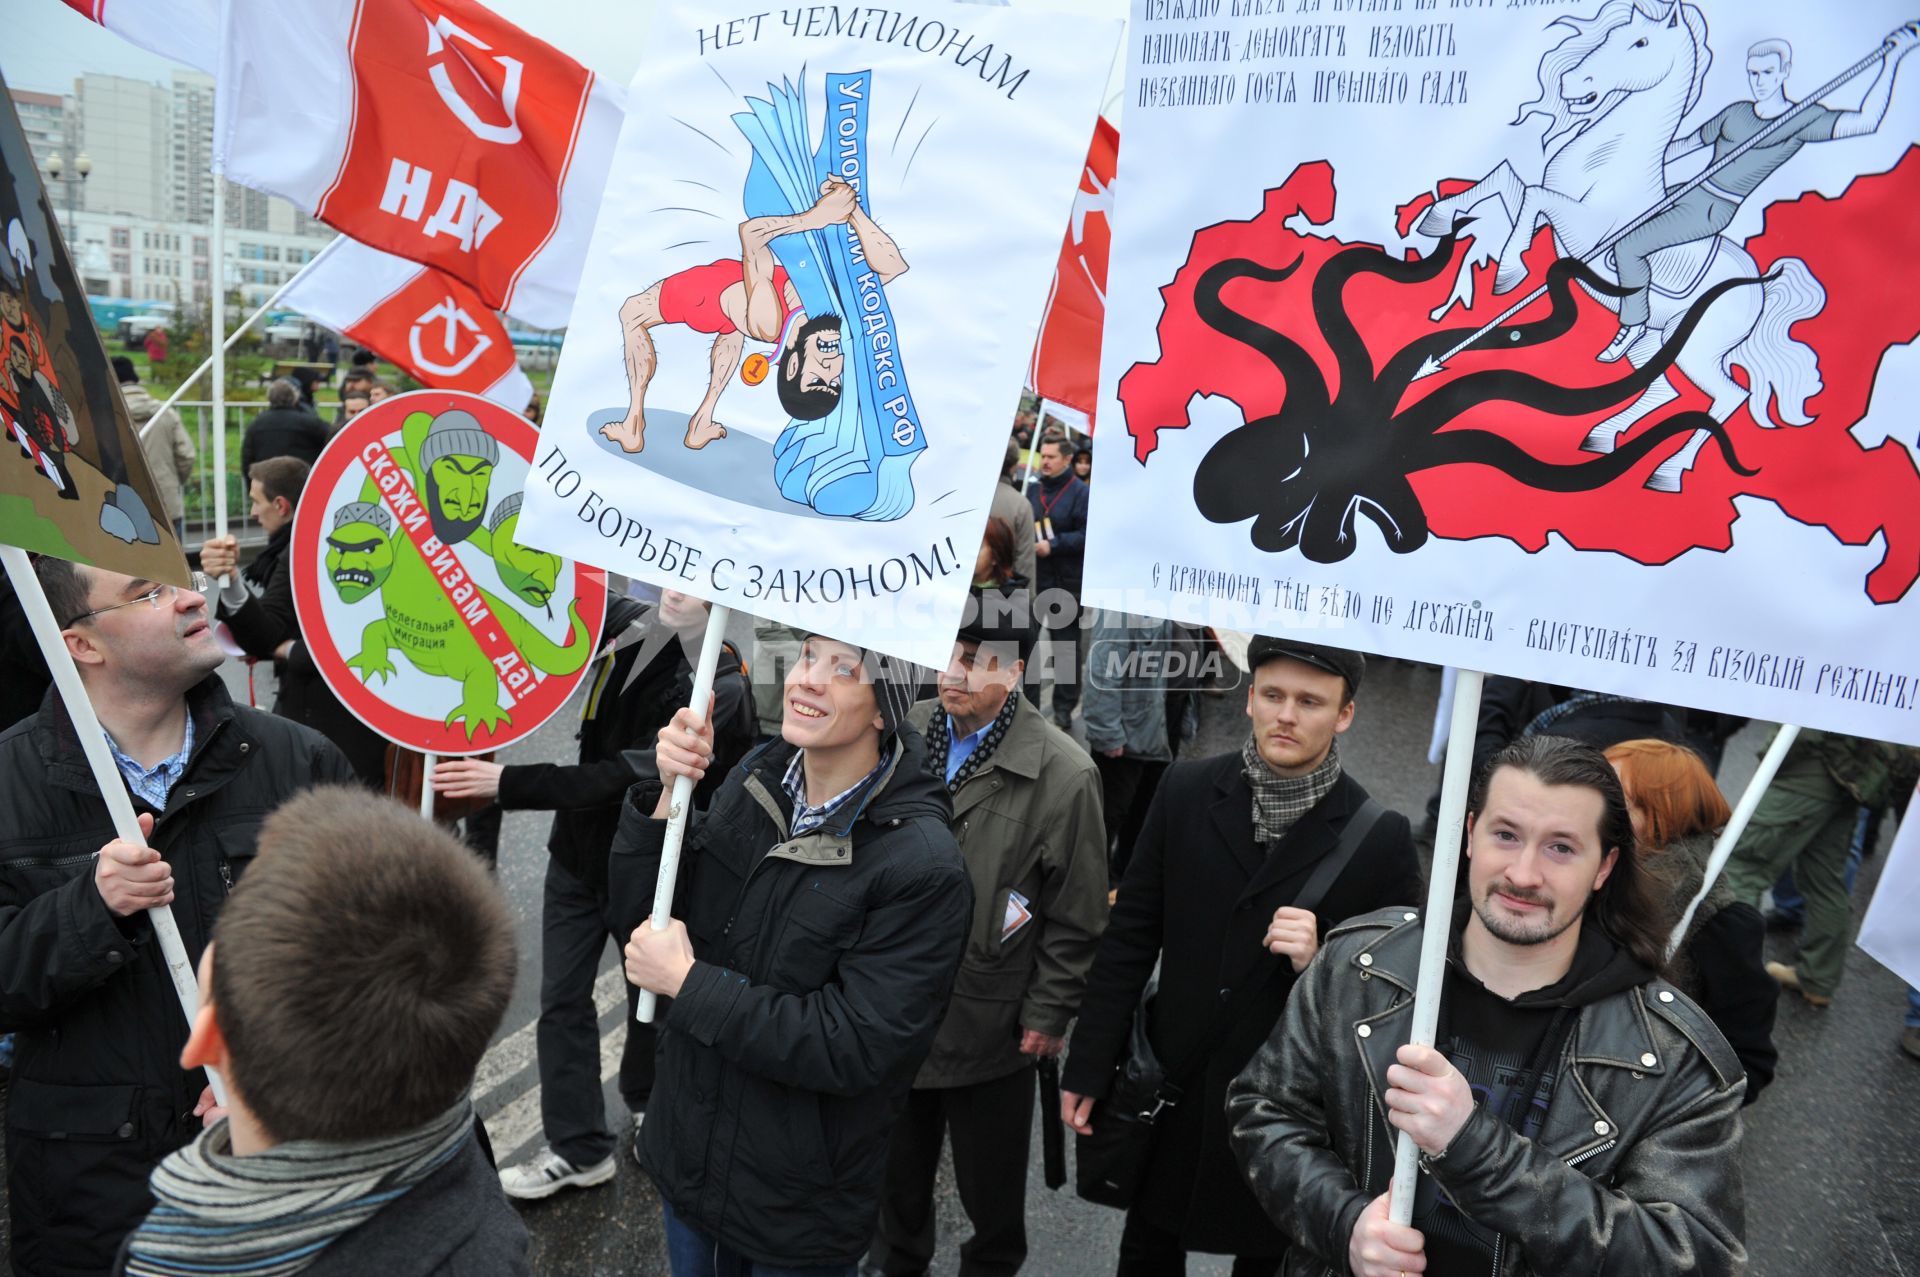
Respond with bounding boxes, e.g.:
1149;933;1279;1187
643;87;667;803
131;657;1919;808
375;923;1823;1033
906;695;1108;1087
1227;909;1747;1277
124;382;195;524
1079;610;1173;760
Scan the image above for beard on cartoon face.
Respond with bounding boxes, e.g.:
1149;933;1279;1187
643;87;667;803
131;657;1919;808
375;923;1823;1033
326;521;395;602
425;455;493;546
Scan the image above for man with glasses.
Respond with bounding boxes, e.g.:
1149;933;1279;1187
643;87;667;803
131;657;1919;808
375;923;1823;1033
0;555;354;1277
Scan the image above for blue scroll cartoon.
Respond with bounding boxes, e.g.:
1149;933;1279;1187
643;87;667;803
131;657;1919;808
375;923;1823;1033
734;73;924;521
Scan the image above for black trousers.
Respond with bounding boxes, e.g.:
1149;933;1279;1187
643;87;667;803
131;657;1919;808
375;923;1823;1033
1095;754;1168;884
870;1065;1037;1277
1116;1211;1282;1277
538;857;654;1166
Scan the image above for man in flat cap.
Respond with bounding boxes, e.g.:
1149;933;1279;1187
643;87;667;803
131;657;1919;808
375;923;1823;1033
1060;636;1422;1275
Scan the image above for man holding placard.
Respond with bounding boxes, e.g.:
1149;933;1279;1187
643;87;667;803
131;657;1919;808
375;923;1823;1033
0;556;354;1275
611;633;970;1275
1228;735;1746;1277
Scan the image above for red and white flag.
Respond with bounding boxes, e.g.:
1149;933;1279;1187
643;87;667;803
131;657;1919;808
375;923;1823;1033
1027;117;1117;430
61;0;216;73
214;0;622;329
281;238;533;410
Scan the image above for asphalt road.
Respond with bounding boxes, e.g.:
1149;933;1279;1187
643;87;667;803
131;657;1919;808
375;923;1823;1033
4;655;1916;1275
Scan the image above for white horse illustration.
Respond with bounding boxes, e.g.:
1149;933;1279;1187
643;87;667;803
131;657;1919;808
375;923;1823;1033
1417;0;1825;492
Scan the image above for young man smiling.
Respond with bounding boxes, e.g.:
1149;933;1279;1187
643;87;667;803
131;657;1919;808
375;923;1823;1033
1228;735;1747;1277
610;632;970;1277
1061;637;1419;1274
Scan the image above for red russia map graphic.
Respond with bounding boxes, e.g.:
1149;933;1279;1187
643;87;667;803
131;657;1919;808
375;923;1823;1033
1118;154;1920;603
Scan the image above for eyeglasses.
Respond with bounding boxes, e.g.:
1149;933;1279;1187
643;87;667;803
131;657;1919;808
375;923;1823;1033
68;571;213;625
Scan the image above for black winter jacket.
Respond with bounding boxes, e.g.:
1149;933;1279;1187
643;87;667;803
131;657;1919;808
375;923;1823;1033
607;728;972;1267
239;404;328;475
0;675;356;1277
1060;754;1422;1255
113;1134;530;1276
1228;909;1747;1277
215;523;387;788
496;597;754;891
1026;470;1089;598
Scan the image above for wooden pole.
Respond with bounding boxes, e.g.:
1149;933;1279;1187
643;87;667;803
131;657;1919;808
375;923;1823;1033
637;602;733;1023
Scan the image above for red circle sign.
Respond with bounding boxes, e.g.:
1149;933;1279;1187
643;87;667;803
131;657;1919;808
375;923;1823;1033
292;391;607;757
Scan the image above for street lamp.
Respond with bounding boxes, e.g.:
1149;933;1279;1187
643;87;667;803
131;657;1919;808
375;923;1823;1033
44;150;92;243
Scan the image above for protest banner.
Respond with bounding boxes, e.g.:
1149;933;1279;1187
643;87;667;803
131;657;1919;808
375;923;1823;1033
291;390;607;756
0;79;216;1064
1083;1;1920;747
59;0;215;75
1858;787;1920;991
215;0;624;328
279;236;535;410
1028;116;1118;427
0;79;186;583
515;0;1120;668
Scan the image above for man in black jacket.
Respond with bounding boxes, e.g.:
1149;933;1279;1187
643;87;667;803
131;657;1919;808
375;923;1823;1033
1228;735;1746;1277
239;378;328;476
611;633;971;1275
1060;637;1421;1276
199;457;387;786
1;556;354;1276
1024;433;1089;726
432;589;755;1198
114;788;528;1277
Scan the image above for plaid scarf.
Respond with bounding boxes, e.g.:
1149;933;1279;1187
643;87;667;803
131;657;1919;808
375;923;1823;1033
122;1099;474;1277
1242;735;1343;843
921;687;1023;793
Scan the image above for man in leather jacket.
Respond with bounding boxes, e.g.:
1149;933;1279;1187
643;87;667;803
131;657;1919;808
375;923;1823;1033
1228;735;1746;1277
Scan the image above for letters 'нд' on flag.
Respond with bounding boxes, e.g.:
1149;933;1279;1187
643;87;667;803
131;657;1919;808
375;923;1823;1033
1027;116;1117;428
0;75;188;584
280;238;534;411
61;0;216;72
214;0;623;329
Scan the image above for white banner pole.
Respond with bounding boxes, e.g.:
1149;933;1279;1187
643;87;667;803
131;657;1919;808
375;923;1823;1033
637;601;733;1024
1388;667;1486;1225
1665;723;1803;958
1020;396;1047;496
138;263;319;444
0;544;226;1106
420;753;437;821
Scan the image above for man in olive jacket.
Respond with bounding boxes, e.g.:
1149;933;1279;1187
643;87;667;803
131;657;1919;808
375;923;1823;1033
868;589;1109;1277
612;633;971;1275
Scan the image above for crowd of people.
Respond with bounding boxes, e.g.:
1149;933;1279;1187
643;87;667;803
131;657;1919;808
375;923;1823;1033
0;404;1915;1277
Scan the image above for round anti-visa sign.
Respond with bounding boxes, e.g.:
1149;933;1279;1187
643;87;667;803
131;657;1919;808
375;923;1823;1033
292;390;608;756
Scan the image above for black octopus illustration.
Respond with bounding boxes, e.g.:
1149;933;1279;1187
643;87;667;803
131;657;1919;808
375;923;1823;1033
1190;227;1769;562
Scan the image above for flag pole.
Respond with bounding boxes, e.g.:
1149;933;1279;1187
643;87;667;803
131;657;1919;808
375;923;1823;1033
210;161;230;583
0;544;226;1106
1388;667;1485;1224
637;601;733;1023
1665;723;1802;958
138;256;328;444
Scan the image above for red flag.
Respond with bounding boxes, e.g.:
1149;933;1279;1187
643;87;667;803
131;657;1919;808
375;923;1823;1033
216;0;621;328
279;238;532;410
1028;117;1117;428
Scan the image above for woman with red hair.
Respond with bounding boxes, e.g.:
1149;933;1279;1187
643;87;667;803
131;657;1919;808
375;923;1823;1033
1607;738;1777;1102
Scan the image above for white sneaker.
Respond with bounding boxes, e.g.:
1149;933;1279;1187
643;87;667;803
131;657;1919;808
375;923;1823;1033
498;1147;617;1200
629;1111;646;1167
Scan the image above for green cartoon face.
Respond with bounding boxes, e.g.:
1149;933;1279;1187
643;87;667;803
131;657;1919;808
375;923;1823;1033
326;521;395;603
428;455;494;527
492;513;563;609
